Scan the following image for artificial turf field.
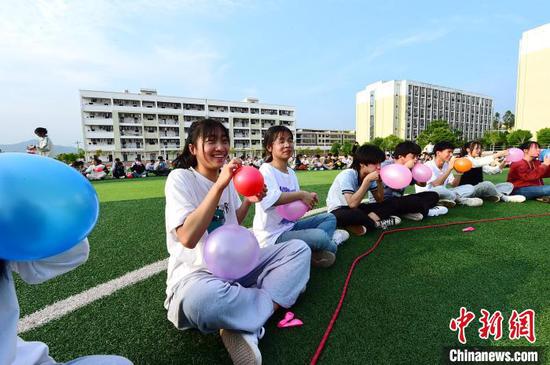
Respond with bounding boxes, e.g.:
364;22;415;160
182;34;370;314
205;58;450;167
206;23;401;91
16;170;550;364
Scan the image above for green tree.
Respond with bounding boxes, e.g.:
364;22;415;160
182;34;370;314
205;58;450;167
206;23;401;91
381;135;403;152
492;112;501;130
56;153;80;164
330;142;341;155
502;110;515;130
341;141;353;156
370;137;384;148
417;120;459;147
536;128;550;147
482;131;507;150
507;129;532;146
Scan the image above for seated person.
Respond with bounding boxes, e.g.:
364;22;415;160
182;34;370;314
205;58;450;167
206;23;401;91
130;158;147;178
507;141;550;202
145;160;156;174
460;141;525;202
415;141;483;207
382;141;448;220
153;156;170;176
327;145;403;236
85;158;107;180
112;158;126;179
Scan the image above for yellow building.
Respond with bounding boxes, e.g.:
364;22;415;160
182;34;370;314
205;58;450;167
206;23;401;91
515;23;550;139
356;80;493;144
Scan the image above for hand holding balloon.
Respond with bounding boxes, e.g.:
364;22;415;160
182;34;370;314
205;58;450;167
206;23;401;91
245;184;268;203
233;165;265;197
300;191;317;209
216;159;242;190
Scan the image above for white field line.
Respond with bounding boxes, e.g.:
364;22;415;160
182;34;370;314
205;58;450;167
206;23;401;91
18;206;330;334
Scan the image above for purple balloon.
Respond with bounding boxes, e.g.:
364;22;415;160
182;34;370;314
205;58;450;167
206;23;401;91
411;163;433;183
380;163;413;190
506;148;524;163
276;200;309;221
203;224;260;280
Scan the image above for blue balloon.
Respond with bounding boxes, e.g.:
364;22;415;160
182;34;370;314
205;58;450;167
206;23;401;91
0;153;99;260
540;149;549;161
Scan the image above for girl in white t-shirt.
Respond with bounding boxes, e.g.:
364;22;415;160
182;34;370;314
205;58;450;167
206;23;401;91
0;242;132;365
253;126;350;269
164;119;310;365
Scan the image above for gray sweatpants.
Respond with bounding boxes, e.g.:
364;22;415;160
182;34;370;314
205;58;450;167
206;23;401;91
471;181;514;199
432;184;475;203
167;239;311;334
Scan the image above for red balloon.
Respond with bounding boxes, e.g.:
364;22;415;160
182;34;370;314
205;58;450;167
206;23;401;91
233;166;264;197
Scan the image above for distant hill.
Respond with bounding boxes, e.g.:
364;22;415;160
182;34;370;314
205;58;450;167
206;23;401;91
0;140;77;156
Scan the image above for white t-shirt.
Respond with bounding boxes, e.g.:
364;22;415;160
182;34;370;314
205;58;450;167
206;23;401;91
164;167;241;306
253;163;300;248
326;169;377;212
415;160;455;192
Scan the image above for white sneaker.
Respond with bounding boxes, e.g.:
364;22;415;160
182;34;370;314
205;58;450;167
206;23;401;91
375;216;402;230
332;229;350;246
438;199;456;208
459;198;484;207
500;195;526;203
485;195;501;202
427;206;448;217
220;327;264;365
402;212;423;221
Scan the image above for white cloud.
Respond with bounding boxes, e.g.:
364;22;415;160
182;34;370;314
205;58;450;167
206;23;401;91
0;0;241;144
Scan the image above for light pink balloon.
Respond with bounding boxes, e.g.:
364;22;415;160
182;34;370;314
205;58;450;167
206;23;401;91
506;148;524;163
203;224;260;280
276;200;309;221
411;163;432;183
380;163;413;190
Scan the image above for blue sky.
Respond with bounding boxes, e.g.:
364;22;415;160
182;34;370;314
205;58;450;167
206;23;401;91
0;0;548;146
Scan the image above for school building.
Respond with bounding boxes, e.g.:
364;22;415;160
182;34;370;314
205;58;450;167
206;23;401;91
295;128;356;151
355;80;493;144
80;89;296;162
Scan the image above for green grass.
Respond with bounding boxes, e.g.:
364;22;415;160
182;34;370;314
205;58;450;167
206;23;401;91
16;170;550;364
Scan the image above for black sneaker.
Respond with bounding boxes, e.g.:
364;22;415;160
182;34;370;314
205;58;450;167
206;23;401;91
375;216;402;230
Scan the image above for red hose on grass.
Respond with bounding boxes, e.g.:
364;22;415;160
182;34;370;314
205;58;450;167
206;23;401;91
310;212;550;365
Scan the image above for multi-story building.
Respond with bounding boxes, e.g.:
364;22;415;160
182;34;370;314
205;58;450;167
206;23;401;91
356;80;493;144
80;89;296;162
296;128;356;151
515;23;550;140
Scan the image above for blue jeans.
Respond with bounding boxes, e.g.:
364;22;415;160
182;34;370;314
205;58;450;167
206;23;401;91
513;185;550;200
275;213;338;253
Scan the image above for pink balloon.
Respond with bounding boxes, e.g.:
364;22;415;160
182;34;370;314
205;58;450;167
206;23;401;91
411;163;432;183
380;163;413;190
276;200;309;221
203;224;260;280
506;148;524;163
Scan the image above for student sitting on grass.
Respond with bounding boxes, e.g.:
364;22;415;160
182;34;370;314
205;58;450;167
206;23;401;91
382;141;448;221
459;141;525;203
326;144;402;236
111;158;126;179
153;156;170;176
507;141;550;202
0;241;132;365
145;159;156;174
415;141;483;208
85;157;107;180
164;119;311;365
253;126;350;268
130;158;147;178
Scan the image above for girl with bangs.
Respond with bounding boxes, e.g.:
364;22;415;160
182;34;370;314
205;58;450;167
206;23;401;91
253;126;350;269
164;119;311;365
